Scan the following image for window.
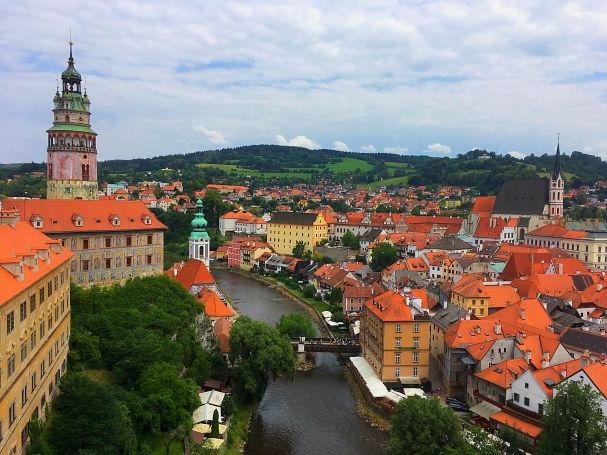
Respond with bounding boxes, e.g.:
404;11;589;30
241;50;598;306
48;315;53;331
147;235;153;245
30;331;37;350
6;311;14;334
18;302;26;322
126;236;132;247
47;280;53;296
395;337;401;348
413;352;419;363
395;352;401;363
395;367;400;378
514;393;520;402
82;260;89;271
41;393;46;410
7;355;15;377
39;321;45;339
126;257;132;267
524;382;529;389
105;237;111;248
20;343;28;362
30;295;36;312
9;402;16;426
524;397;530;406
21;385;28;406
413;367;418;377
48;349;53;364
413;323;419;333
82;239;89;250
538;403;544;415
413;337;419;348
146;255;152;265
40;360;46;377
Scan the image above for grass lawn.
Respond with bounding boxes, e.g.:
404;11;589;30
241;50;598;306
327;157;374;173
385;161;410;168
364;175;411;188
196;162;314;180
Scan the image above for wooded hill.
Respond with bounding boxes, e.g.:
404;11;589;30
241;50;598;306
2;146;606;196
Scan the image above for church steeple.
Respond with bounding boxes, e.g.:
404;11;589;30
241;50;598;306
189;199;210;266
62;41;82;93
549;138;564;219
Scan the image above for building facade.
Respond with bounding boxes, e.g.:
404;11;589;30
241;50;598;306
267;212;328;255
361;290;430;383
189;199;210;267
0;222;73;454
47;42;98;200
3;199;166;287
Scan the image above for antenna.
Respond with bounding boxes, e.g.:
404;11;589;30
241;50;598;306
84;76;87;94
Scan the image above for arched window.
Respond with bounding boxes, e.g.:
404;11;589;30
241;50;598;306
48;163;53;179
65;115;70;122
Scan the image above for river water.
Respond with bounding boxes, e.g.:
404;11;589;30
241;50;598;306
212;268;388;455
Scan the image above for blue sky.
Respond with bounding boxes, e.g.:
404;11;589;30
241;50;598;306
1;0;607;163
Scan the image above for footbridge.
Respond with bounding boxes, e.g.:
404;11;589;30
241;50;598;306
291;336;361;354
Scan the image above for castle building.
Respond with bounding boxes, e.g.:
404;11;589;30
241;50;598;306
47;42;98;200
0;221;72;454
267;212;328;255
189;199;210;267
468;142;565;242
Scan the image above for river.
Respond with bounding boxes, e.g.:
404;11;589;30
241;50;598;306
212;268;388;455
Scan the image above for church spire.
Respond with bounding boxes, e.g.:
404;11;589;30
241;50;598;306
552;136;561;180
189;199;210;266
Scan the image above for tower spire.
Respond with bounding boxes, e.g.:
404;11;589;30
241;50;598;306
552;134;561;180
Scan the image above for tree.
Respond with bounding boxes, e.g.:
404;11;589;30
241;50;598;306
328;287;343;304
303;285;316;298
137;362;199;434
538;380;607;455
388;397;464;455
276;313;315;338
210;409;220;438
342;230;360;250
369;242;398;272
48;373;137;455
292;241;306;258
229;316;295;399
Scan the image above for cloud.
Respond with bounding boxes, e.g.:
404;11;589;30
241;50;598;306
383;146;409;154
193;125;229;145
360;144;376;153
333;140;349;152
275;134;320;149
426;143;451;153
508;150;527;159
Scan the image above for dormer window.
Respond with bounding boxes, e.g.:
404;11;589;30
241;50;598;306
72;214;84;227
141;215;151;225
30;215;43;229
109;214;120;226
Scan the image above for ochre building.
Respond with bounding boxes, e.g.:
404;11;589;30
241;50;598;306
267;212;327;255
3;199;166;287
0;221;72;454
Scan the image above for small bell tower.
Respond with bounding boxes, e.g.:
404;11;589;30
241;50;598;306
189;199;210;267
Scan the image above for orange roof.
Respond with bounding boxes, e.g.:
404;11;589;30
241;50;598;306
486;298;552;331
490;411;542;438
527;223;586;239
451;274;489;298
0;222;73;306
4;198;166;233
482;284;520;309
474;358;529;388
531;358;584;396
166;258;215;289
198;288;235;318
344;285;373;299
584;362;607;397
474;216;517;239
403;257;429;272
471;196;496;216
364;290;413;322
220;210;257;221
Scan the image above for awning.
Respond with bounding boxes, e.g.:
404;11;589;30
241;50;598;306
192;423;211;434
490;410;542;438
461;356;477;365
469;401;501;420
399;376;422;386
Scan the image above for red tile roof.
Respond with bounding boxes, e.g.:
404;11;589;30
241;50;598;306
166;258;215;289
364;290;413;322
198;288;235;318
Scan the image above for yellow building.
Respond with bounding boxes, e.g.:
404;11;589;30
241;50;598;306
3;199;166;287
449;274;520;318
267;212;327;255
361;290;430;383
0;221;73;454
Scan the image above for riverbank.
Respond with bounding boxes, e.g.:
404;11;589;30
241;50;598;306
343;364;391;432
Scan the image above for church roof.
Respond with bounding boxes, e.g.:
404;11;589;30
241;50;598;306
47;123;96;134
493;179;548;216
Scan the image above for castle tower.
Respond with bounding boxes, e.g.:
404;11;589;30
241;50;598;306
189;199;210;267
46;41;98;200
549;139;564;219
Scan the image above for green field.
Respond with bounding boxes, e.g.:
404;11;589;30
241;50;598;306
326;157;373;173
365;175;411;188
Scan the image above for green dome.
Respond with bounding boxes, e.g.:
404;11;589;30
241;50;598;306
62;63;81;81
190;199;209;240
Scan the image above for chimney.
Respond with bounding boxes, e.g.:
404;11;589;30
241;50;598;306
582;325;590;332
524;350;532;365
519;308;526;320
598;284;603;292
541;352;550;368
493;322;502;335
581;349;590;368
475;325;481;335
558;262;563;275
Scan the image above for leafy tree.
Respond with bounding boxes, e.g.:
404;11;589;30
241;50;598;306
229;316;295;399
369;242;398;272
538;380;607;455
210;410;220;438
388;397;464;455
303;285;317;299
137;362;199;434
328;287;343;304
292;241;306;258
48;373;137;455
276;313;315;338
67;327;101;371
342;230;360;250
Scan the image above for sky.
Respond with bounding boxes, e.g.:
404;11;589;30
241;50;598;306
1;0;607;163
